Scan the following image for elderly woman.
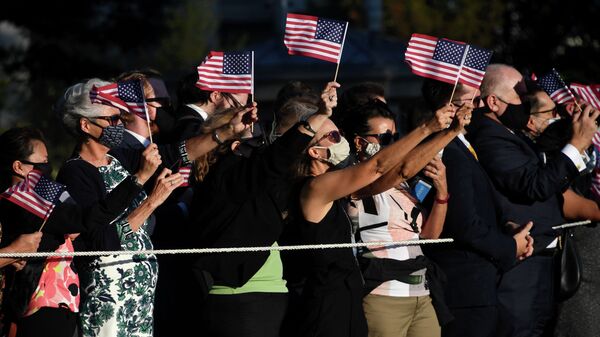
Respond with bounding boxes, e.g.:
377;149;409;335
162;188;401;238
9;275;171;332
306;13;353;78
55;78;256;337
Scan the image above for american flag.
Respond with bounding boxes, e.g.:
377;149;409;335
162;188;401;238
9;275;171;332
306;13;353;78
284;13;348;64
1;170;67;220
570;83;600;109
537;69;574;105
196;51;253;94
592;132;600;200
117;80;148;119
404;33;493;89
178;165;192;187
90;83;129;112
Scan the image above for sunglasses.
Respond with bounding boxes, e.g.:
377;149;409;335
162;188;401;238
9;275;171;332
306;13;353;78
317;130;342;144
360;130;400;146
90;114;123;126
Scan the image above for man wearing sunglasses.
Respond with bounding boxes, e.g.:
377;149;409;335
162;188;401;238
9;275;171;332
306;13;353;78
173;72;249;141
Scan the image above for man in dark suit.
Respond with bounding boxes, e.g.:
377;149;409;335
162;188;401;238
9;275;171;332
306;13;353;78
466;64;598;336
421;79;533;337
174;72;249;140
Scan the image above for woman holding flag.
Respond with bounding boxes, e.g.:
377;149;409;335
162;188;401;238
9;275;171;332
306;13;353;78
0;126;158;337
55;77;256;337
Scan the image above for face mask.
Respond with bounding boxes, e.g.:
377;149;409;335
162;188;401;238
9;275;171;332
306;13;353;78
364;141;381;158
96;124;125;149
497;101;531;131
154;106;176;135
314;137;351;167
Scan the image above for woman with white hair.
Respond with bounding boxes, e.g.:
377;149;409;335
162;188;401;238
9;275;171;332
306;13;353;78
55;78;256;337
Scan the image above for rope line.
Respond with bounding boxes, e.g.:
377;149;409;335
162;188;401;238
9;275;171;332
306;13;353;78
0;220;593;259
0;238;454;258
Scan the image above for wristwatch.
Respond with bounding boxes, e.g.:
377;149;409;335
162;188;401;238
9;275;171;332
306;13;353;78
130;174;144;188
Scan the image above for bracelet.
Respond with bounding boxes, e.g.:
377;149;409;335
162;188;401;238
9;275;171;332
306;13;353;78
212;129;225;145
299;121;317;136
435;193;450;204
130;174;144;188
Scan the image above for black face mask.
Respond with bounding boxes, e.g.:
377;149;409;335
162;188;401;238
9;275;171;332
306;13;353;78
497;101;531;131
19;160;52;177
154;106;176;135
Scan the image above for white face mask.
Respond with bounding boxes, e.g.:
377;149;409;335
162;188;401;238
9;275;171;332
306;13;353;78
314;137;351;166
363;142;381;158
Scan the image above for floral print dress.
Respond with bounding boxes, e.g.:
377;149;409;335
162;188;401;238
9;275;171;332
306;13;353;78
79;156;158;337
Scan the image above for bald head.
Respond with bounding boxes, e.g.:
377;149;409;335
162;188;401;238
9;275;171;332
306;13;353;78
480;64;525;98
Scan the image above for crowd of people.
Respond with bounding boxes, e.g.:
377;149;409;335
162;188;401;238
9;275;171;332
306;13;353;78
0;61;599;337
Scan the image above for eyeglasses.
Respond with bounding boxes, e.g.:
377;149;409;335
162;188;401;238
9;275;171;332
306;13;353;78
317;130;342;144
531;107;557;116
360;130;400;146
452;97;481;106
90;114;123;126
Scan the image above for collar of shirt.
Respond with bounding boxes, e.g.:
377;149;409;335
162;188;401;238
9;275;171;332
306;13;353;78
186;104;208;121
125;129;150;147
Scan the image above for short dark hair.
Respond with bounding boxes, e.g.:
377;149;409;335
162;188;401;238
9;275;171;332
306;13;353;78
340;99;396;152
334;82;386;129
421;79;456;112
0;127;46;190
176;72;212;106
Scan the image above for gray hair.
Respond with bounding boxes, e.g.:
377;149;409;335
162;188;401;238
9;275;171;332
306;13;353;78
55;78;113;137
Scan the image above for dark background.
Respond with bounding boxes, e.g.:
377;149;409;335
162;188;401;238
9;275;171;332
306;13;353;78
1;0;599;168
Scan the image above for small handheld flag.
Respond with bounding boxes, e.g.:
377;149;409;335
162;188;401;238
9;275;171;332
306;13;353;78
196;51;254;94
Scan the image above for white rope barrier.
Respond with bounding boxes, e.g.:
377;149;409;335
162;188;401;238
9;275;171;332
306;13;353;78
0;238;454;259
0;220;593;259
552;220;592;230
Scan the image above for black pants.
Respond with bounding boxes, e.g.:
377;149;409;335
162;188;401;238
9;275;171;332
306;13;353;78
16;307;77;337
201;292;288;337
497;255;555;337
443;306;498;337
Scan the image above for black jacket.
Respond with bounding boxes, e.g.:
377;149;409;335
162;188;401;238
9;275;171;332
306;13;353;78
465;109;579;251
0;176;142;319
174;105;206;141
425;137;516;308
56;143;187;250
189;124;311;290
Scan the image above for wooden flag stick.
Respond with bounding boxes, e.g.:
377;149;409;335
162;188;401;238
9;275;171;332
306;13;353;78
251;51;255;133
333;22;349;83
37;208;52;232
448;45;471;105
470;89;478;104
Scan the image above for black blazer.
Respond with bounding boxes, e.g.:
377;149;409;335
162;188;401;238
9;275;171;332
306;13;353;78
173;105;205;141
120;130;145;150
465;110;579;250
189;124;312;289
425;138;516;308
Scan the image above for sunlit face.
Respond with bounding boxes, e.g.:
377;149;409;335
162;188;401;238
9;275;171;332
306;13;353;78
488;68;527;118
14;140;48;179
451;87;482;110
354;117;396;160
221;93;249;109
527;91;557;136
82;105;122;140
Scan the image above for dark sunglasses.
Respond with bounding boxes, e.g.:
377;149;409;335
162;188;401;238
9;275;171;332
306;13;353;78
90;114;123;126
317;130;342;144
360;130;400;146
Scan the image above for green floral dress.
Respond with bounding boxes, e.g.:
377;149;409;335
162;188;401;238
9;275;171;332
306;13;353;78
79;156;158;337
